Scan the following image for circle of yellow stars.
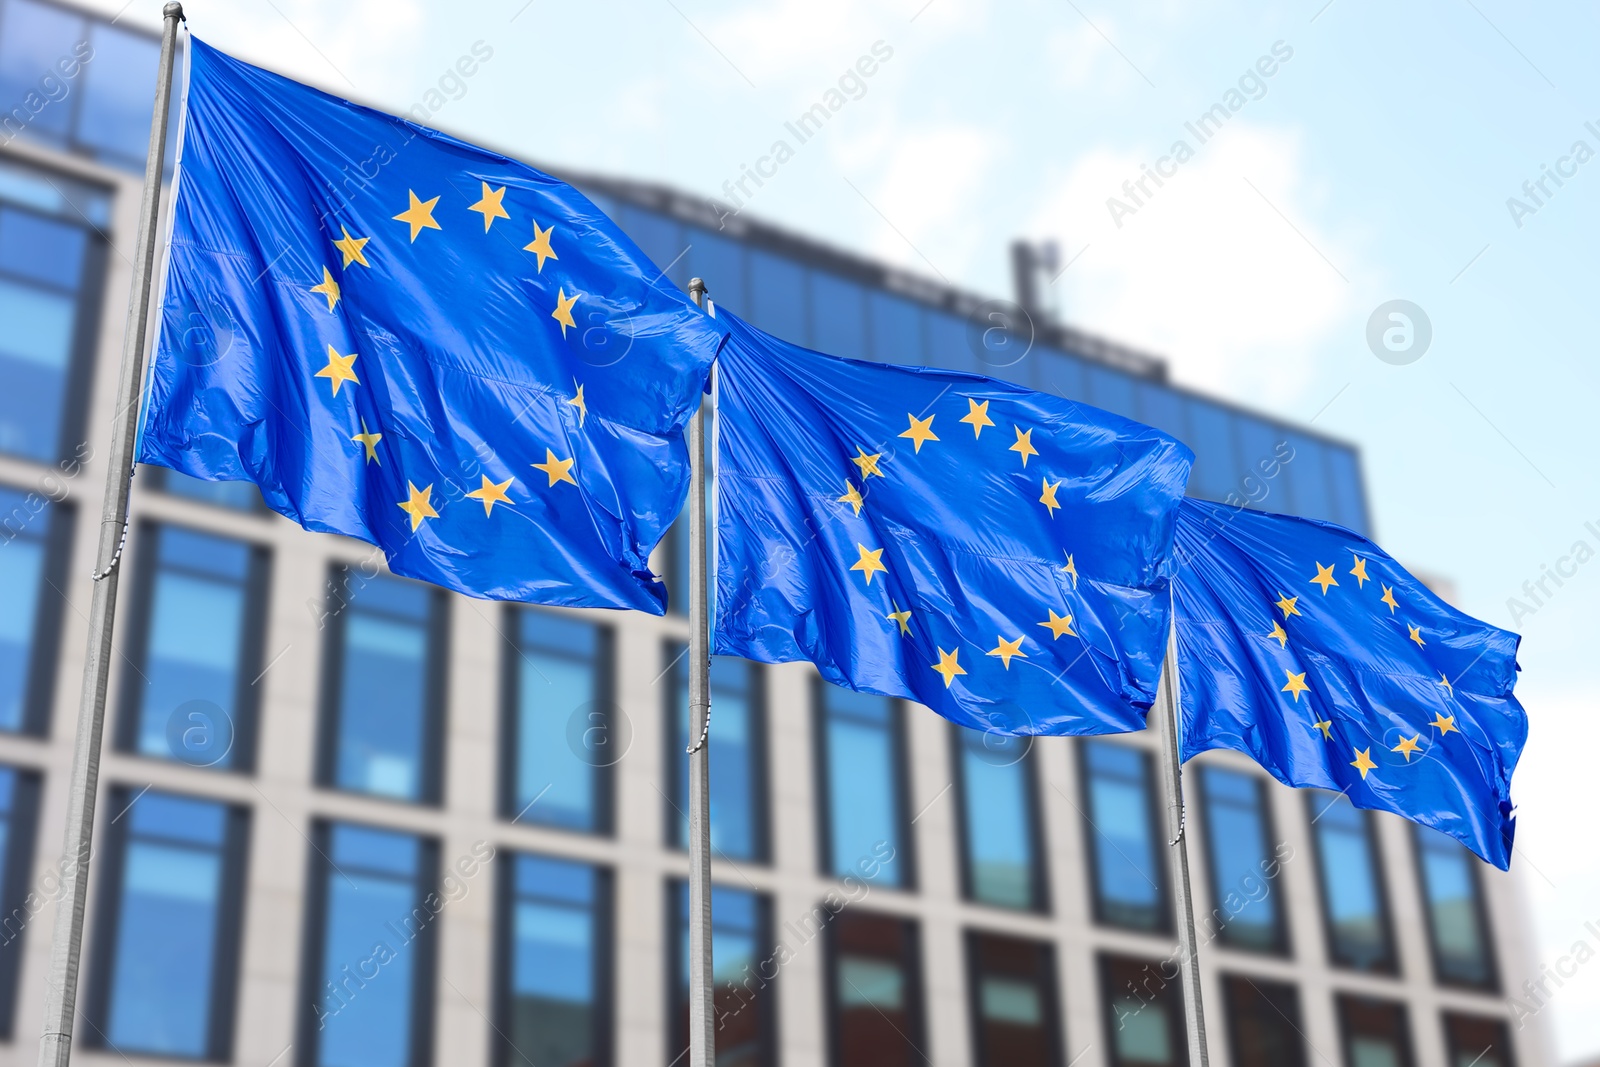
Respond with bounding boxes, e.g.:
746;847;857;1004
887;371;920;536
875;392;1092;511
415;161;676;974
299;180;592;537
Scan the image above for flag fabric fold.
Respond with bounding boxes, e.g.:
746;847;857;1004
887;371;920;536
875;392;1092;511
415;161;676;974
138;38;724;612
1174;499;1527;868
712;310;1194;736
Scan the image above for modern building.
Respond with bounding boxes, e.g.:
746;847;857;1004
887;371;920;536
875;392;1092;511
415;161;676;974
0;2;1549;1066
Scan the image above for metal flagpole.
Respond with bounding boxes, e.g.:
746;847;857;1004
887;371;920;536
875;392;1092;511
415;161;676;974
36;6;185;1066
1155;613;1211;1066
684;278;716;1067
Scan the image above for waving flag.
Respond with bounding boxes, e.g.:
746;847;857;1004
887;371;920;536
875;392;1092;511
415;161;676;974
1174;500;1528;867
713;311;1194;736
138;39;724;612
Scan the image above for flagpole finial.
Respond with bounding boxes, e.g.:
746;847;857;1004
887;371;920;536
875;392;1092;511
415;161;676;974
689;277;707;302
163;2;184;19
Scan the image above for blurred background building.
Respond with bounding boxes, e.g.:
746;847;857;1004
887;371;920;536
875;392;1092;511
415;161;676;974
0;1;1547;1065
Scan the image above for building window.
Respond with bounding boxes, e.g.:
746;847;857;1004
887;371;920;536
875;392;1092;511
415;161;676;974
495;853;611;1067
1198;766;1286;953
825;912;925;1067
967;932;1061;1067
299;821;439;1067
0;484;71;735
1413;825;1497;989
86;787;248;1060
667;880;774;1067
953;725;1045;911
1336;995;1414;1067
317;568;447;804
0;158;107;461
1221;975;1305;1067
814;680;909;886
0;765;41;1038
1099;953;1186;1067
665;647;766;861
146;464;263;511
1305;792;1395;972
118;524;268;771
1081;740;1168;931
1443;1013;1516;1067
501;609;614;833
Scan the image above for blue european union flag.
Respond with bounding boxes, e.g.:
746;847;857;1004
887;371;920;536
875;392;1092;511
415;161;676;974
713;311;1194;736
1174;500;1528;868
137;40;724;613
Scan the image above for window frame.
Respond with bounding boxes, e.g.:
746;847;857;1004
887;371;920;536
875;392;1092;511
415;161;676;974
964;929;1065;1067
950;723;1049;913
823;910;926;1067
1077;740;1172;934
0;482;73;736
84;783;251;1062
115;520;271;772
295;818;441;1067
1220;972;1307;1067
664;878;776;1067
491;850;614;1067
1410;823;1500;992
497;606;617;834
1097;952;1188;1067
1334;993;1415;1067
811;677;915;888
1196;765;1290;955
0;765;41;1038
314;565;450;805
1442;1012;1517;1067
1303;792;1398;974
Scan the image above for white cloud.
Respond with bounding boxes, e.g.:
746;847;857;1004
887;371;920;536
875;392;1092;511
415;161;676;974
1030;123;1352;405
851;124;1000;282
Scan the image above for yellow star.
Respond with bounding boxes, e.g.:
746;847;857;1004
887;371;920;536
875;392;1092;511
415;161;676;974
1437;673;1453;697
1392;734;1422;762
551;287;579;337
531;448;577;487
1407;624;1425;648
1038;609;1076;639
960;397;995;438
350;421;382;464
309;266;340;312
886;603;913;636
397;481;439;532
568;381;587;427
466;474;514;517
931;647;967;689
1310;561;1339;594
523;219;559;272
314;345;359;397
1061;552;1078;587
1312;718;1333;740
849;543;887;586
1268;621;1288;648
1009;426;1039;468
1281;670;1310;702
333;226;369;269
1275;594;1300;619
1039;478;1062;517
468;181;510;231
392;189;442;242
899;413;939;453
1350;747;1378;780
837;481;864;516
987;635;1027;669
1431;712;1457;736
1350;555;1369;588
851;448;885;479
1379;584;1398;613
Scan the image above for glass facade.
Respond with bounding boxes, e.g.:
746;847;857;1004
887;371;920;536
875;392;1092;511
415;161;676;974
953;726;1043;910
498;853;609;1067
1100;954;1185;1067
0;483;68;734
1081;741;1167;931
1307;792;1395;972
966;932;1060;1067
669;881;772;1067
319;569;445;804
1337;995;1414;1067
667;649;765;861
1222;975;1306;1067
827;912;924;1067
1443;1013;1515;1067
88;788;246;1060
815;681;908;885
1198;767;1284;952
503;609;613;833
0;765;38;1039
1413;825;1496;989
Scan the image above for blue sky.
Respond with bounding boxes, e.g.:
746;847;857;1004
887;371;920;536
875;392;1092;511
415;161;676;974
105;0;1600;1058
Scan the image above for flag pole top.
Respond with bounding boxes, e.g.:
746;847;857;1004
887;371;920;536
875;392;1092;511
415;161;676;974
689;277;707;302
163;2;184;19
